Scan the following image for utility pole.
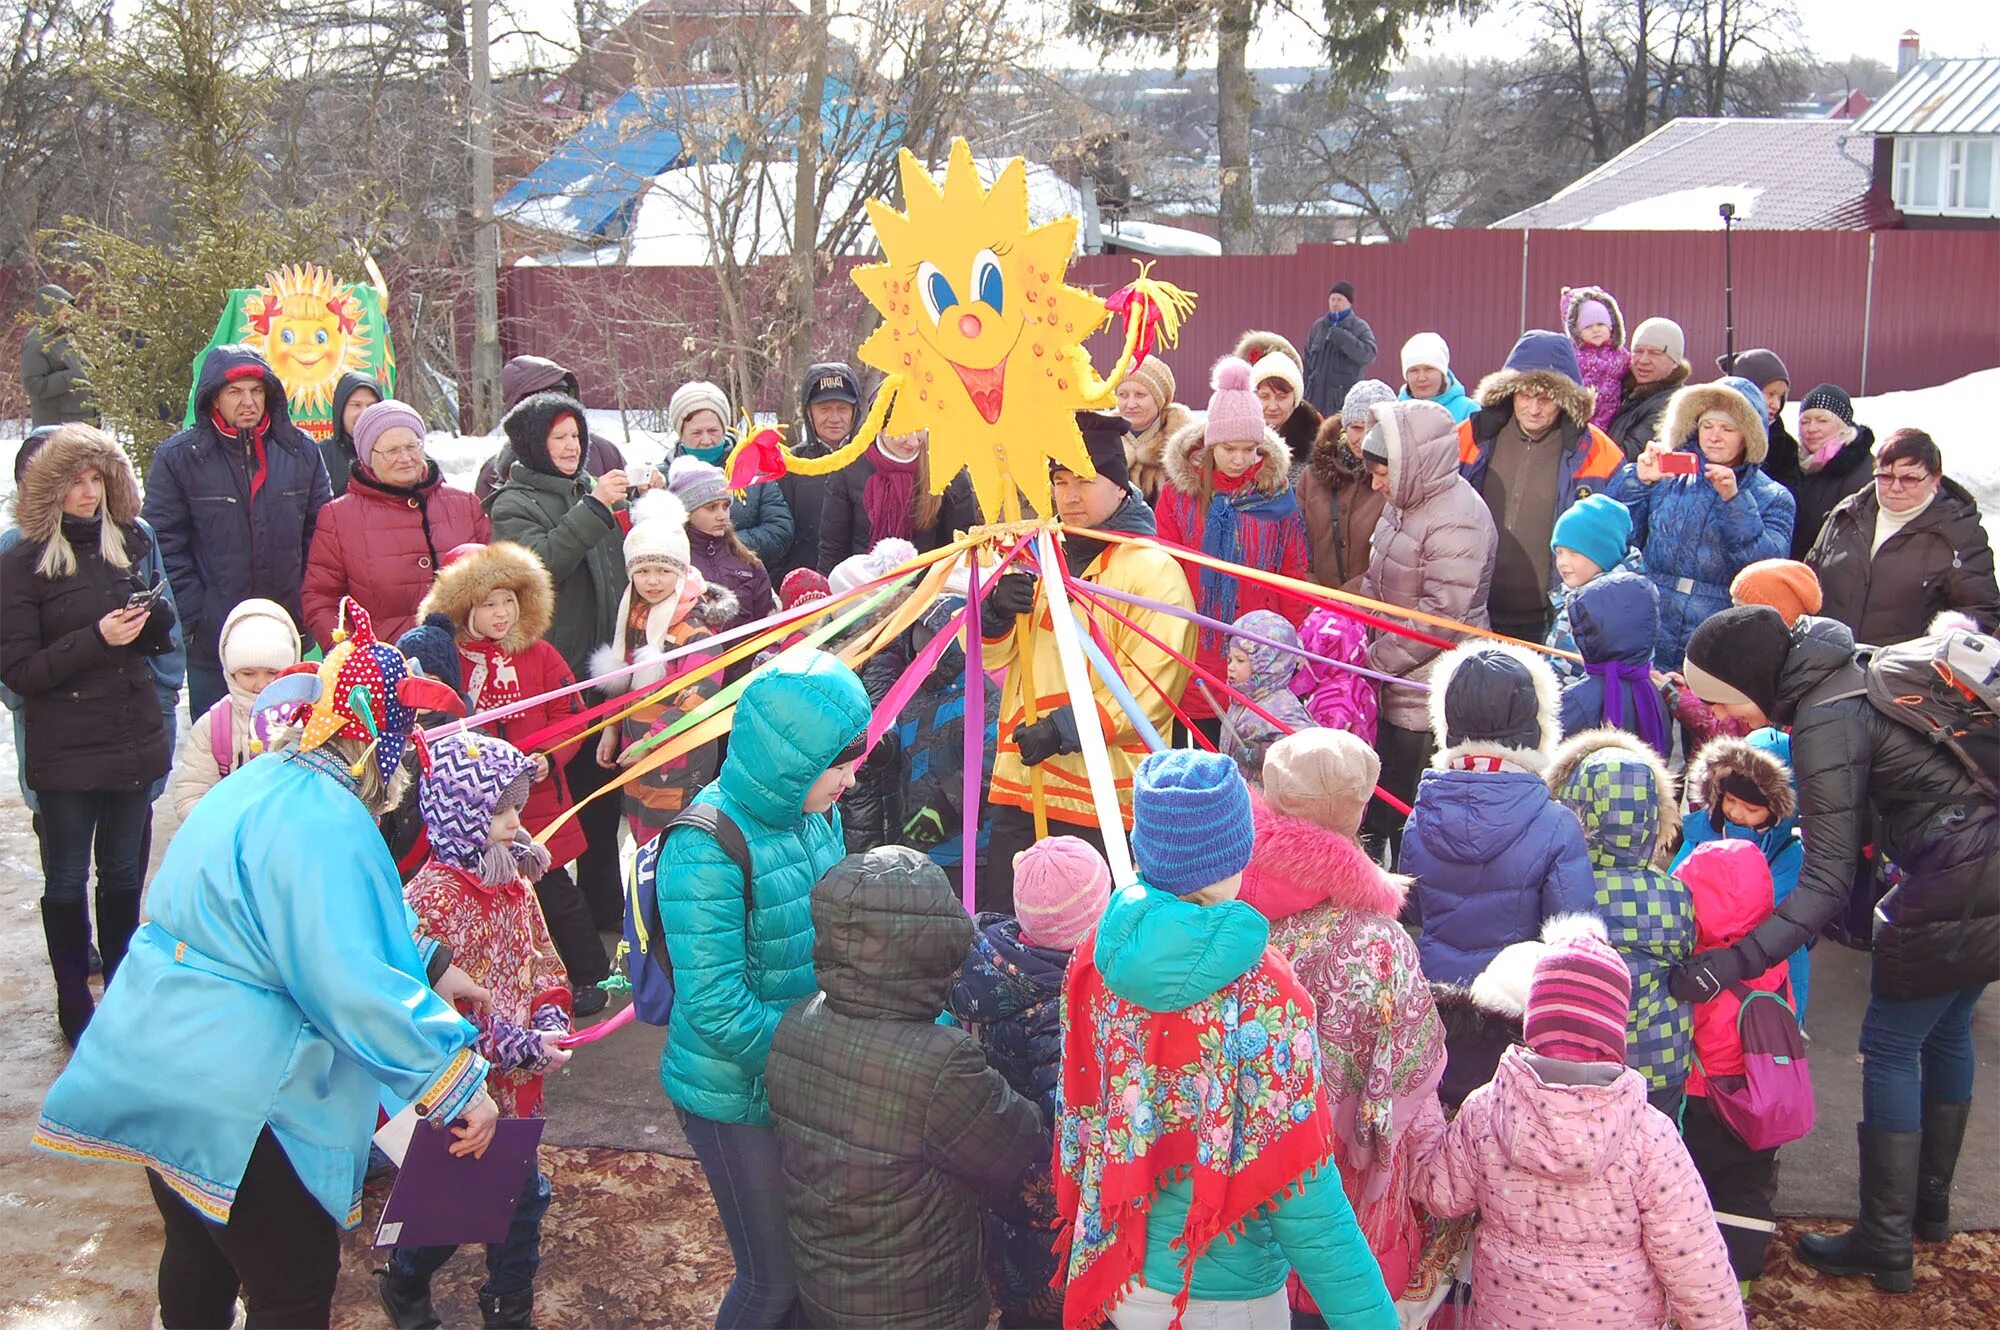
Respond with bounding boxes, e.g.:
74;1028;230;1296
469;0;504;430
788;0;830;393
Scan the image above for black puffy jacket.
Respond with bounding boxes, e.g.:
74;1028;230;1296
1807;477;2000;648
1764;424;1874;560
1752;617;1998;1000
766;848;1044;1330
841;647;906;857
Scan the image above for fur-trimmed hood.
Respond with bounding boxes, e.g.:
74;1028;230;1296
418;540;555;655
12;426;143;545
1241;790;1409;923
1308;410;1368;487
1427;640;1563;772
1474;366;1597;431
1685;733;1796;825
1561;285;1627;348
1546;726;1681;866
1160;415;1291;497
1123;400;1197;474
1658;379;1769;466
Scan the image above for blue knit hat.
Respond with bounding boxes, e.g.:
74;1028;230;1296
1131;749;1256;895
1501;330;1583;386
1550;493;1632;574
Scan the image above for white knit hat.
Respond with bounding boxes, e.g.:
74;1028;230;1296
668;380;731;438
623;489;691;572
1248;348;1303;398
219;598;303;674
1401;332;1451;377
828;537;918;597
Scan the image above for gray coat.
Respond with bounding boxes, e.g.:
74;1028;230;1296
1362;400;1498;732
22;285;92;428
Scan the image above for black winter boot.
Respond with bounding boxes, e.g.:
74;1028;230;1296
41;901;95;1047
480;1288;537;1328
1797;1125;1923;1292
95;887;142;985
375;1267;442;1330
1916;1099;1972;1243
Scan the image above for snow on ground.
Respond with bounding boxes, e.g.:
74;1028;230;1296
4;371;1997;543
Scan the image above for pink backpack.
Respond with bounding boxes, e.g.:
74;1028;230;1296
1697;981;1815;1151
206;698;284;777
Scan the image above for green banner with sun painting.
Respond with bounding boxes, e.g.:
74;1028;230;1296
183;263;397;442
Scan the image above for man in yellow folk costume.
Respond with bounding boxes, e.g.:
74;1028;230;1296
727;139;1198;911
978;411;1195;911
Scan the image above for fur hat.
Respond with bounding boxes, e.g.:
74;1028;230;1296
500;391;589;479
1205;356;1267;446
1730;559;1822;627
1263;728;1380;842
1683;605;1790;720
418;541;556;655
1474;331;1595;430
668;380;732;438
351;401;426;473
1525;913;1630;1065
13;425;144;579
1341;378;1397;428
1659;378;1770;466
1686;734;1796;831
1124;355;1177;415
1401;332;1451;378
624;488;691;572
1428;641;1562;771
1013;836;1113;951
1629;317;1685;361
1232;330;1302;373
668;454;730;513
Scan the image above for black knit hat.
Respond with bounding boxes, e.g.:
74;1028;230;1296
1330;280;1356;301
1684;606;1791;720
1725;348;1790;390
1799;383;1854;426
1060;410;1130;491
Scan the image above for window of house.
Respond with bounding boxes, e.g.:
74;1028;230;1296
1893;136;1999;216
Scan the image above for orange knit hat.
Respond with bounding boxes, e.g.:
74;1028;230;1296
1730;559;1823;628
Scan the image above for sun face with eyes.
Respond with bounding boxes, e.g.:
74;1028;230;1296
242;263;373;421
854;140;1111;522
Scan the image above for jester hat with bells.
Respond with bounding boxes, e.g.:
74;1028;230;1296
252;597;466;782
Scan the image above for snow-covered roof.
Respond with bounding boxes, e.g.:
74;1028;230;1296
1491;118;1893;231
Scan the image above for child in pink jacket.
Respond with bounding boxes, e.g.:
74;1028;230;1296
1291;606;1378;743
1409;916;1747;1330
1564;285;1631;434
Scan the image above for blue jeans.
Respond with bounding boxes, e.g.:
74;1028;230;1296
675;1107;797;1329
1859;984;1987;1132
37;788;151;907
186;658;228;726
390;1169;551;1299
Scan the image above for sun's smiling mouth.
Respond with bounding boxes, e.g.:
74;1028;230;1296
950;358;1008;423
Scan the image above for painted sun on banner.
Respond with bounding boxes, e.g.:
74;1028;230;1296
183;262;396;442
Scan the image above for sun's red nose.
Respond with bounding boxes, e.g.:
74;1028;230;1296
957;312;983;338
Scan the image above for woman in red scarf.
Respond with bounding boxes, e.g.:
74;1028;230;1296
814;428;980;573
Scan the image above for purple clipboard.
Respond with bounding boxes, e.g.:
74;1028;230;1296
374;1117;544;1248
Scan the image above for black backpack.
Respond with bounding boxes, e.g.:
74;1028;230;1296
625;804;752;1027
1847;628;2000;798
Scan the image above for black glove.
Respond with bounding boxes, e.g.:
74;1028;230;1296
1668;942;1760;1004
1014;706;1081;767
980;571;1039;639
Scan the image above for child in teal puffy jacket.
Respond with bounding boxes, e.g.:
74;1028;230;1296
1055;750;1395;1330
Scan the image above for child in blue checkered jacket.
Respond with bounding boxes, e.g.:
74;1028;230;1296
1546;727;1696;1116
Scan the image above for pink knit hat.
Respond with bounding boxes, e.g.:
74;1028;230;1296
1204;356;1265;446
1524;915;1631;1065
1012;836;1112;951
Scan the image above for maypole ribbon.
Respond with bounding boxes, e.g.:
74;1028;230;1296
962;546;986;915
1059;525;1581;660
1035;529;1136;886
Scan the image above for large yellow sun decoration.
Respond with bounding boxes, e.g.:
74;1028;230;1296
242;263;374;421
725;139;1195;523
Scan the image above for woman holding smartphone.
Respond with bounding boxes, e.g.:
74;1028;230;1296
1611;376;1796;670
0;425;176;1045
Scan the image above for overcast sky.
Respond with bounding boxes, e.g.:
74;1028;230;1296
497;0;1997;75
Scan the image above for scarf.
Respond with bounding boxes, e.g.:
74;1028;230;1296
457;636;523;711
1198;473;1298;629
1584;658;1672;757
212;410;272;498
862;441;922;543
1798;427;1852;476
1056;949;1333;1330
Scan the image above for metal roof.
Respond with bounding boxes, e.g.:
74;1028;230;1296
1852;58;2000;137
1490;118;1884;231
497;88;714;239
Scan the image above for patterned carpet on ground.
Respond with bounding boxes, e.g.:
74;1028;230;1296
328;1146;1999;1328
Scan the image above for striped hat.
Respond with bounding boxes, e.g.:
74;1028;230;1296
1524;914;1631;1065
1013;836;1113;951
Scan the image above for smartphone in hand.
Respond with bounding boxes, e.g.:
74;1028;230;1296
1658;451;1700;477
125;583;165;611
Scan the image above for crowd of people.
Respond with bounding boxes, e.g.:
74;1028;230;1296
6;274;1997;1330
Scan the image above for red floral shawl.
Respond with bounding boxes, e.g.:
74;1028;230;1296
1055;940;1334;1330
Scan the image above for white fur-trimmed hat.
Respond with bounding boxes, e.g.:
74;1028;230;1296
623;488;691;572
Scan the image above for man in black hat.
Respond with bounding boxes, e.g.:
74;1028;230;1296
775;361;865;579
975;412;1196;912
1303;279;1378;417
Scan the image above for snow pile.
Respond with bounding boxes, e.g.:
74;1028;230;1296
1583;185;1764;231
1854;367;2000;542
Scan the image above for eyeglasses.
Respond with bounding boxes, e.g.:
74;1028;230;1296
1874;470;1933;491
372;443;425;461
